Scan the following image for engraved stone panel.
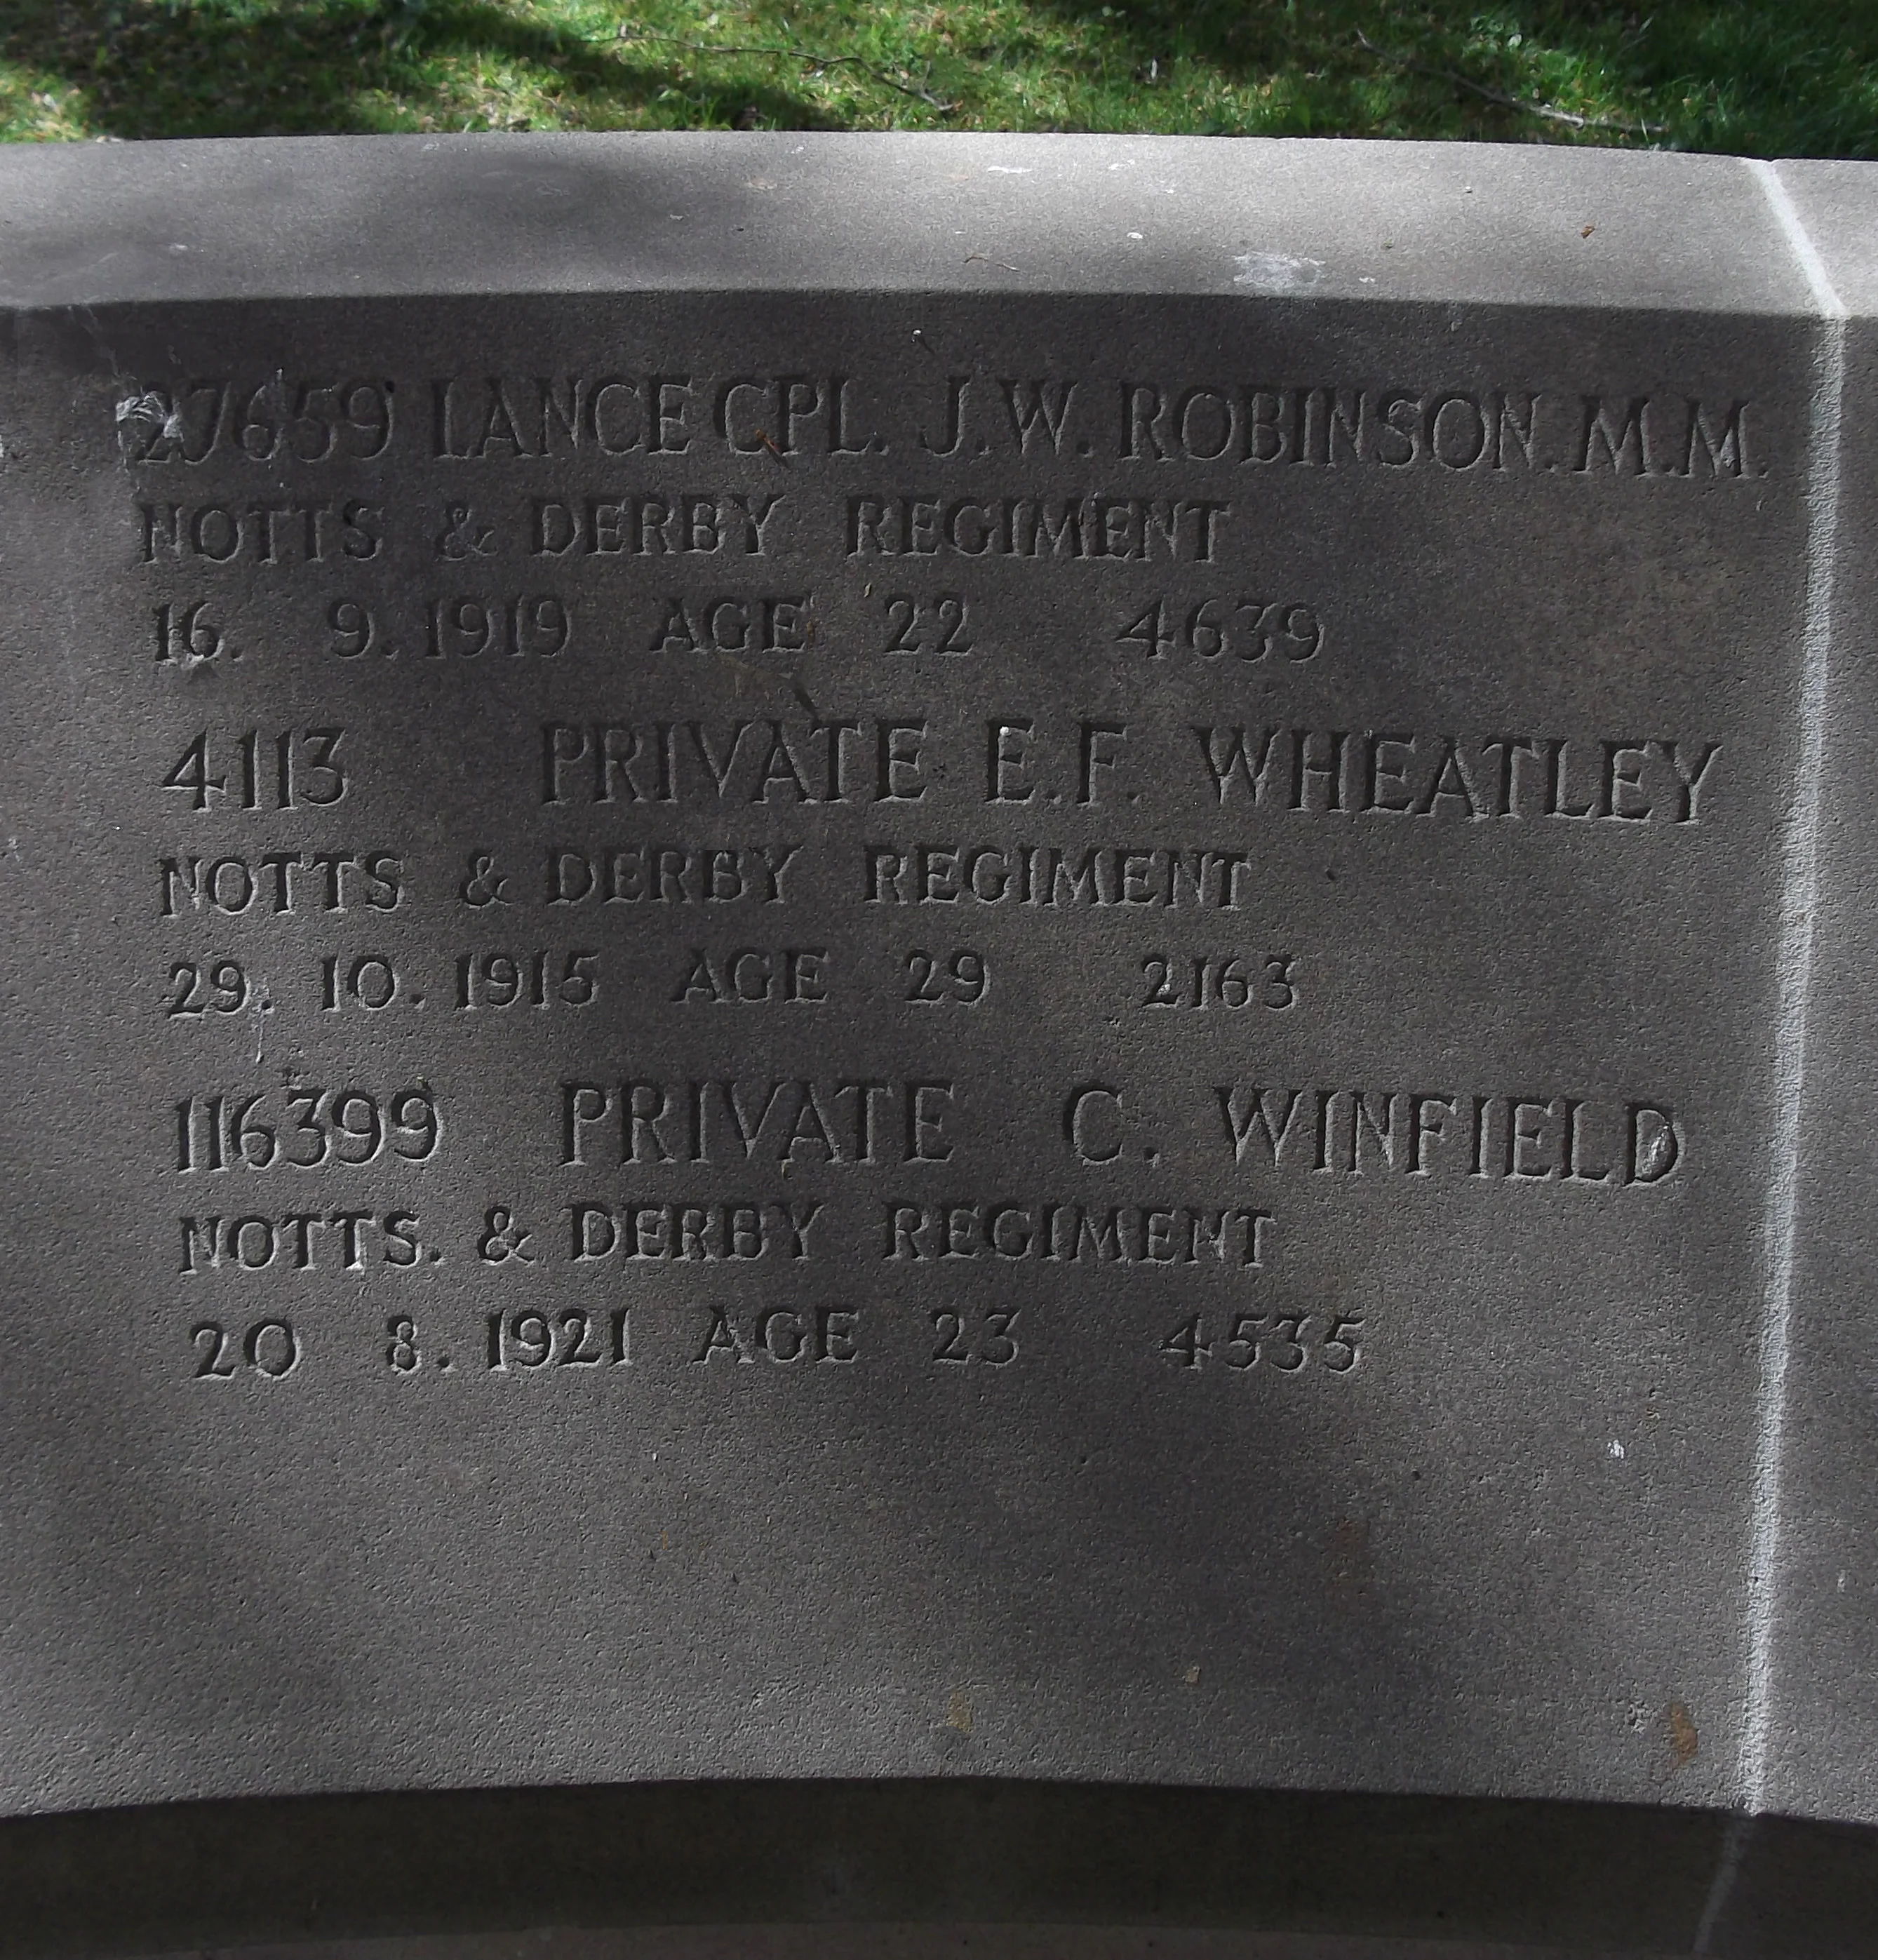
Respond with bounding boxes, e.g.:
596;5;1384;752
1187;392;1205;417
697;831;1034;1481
0;134;1852;1827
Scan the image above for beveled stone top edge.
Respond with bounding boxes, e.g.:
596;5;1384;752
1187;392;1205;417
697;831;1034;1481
0;131;1846;315
1769;161;1878;317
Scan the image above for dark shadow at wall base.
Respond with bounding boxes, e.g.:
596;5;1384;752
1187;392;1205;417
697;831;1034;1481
5;1780;1877;1959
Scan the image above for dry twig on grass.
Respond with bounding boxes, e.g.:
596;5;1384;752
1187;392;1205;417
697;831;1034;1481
1354;29;1663;139
609;25;958;111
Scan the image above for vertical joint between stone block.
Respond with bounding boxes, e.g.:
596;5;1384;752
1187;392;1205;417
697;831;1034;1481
1736;156;1847;1826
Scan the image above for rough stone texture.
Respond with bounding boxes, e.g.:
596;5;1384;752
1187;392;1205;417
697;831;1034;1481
0;137;1874;1939
0;1780;1780;1958
114;1928;1677;1960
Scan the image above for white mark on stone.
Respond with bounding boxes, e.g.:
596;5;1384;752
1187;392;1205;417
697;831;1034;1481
1608;1439;1625;1459
1233;250;1324;293
986;165;1031;175
115;390;177;456
1127;231;1143;241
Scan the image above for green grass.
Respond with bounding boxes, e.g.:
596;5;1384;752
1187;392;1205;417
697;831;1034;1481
3;0;1877;153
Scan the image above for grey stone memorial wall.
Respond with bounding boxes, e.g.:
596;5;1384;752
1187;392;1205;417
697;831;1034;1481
4;132;1878;1953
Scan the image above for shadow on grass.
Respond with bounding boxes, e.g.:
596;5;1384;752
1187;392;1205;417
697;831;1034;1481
1024;0;1878;154
5;0;1878;151
2;0;847;136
